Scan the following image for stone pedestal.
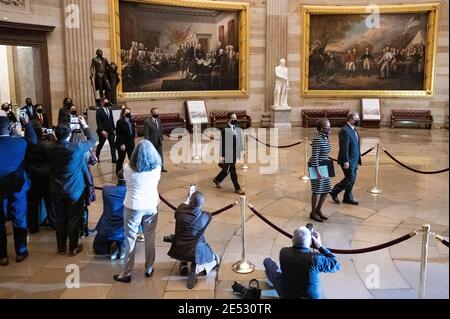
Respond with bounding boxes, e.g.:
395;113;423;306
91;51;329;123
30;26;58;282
271;105;292;129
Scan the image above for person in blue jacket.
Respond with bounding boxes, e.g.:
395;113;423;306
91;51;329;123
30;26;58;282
93;172;127;259
0;114;37;266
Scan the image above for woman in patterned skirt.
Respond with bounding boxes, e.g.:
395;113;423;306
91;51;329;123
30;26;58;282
308;118;332;222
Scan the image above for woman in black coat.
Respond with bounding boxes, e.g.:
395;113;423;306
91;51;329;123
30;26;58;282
115;107;136;175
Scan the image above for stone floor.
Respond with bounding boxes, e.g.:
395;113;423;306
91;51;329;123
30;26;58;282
0;127;448;299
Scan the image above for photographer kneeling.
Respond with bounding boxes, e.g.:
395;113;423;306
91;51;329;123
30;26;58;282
263;226;340;299
167;187;220;289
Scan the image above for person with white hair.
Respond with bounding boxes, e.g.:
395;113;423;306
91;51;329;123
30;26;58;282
263;226;340;299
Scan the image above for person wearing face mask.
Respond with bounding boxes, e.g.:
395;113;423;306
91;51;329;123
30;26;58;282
308;119;332;222
34;104;50;129
213;113;245;195
115;107;136;175
58;97;74;125
143;107;167;172
95;98;117;163
21;98;35;119
329;112;362;206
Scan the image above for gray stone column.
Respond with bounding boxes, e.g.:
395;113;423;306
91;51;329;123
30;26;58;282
265;0;288;112
63;0;95;112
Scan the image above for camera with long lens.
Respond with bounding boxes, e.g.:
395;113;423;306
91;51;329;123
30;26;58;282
231;279;261;299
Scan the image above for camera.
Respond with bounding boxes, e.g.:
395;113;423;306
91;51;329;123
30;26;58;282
306;223;318;239
231;279;261;299
69;117;81;132
42;128;54;135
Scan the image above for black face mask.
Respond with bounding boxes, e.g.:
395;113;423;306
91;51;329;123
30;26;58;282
125;113;131;118
322;128;330;135
71;111;77;116
230;120;237;126
27;102;33;106
37;109;43;114
353;120;360;127
152;114;159;118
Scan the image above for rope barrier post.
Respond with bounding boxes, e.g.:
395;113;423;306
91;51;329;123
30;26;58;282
240;128;250;171
368;143;382;195
419;224;430;299
300;137;310;182
232;196;255;274
192;123;201;161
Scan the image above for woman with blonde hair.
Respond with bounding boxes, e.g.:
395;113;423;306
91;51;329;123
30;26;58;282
113;140;162;283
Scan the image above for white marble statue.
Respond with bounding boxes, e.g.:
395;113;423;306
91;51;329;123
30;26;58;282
274;58;289;107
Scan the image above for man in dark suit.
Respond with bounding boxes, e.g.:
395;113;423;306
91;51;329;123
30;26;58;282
144;107;167;172
45;116;96;256
330;112;362;205
21;98;35;119
95;98;116;163
213;113;245;195
34;104;50;129
0;114;37;266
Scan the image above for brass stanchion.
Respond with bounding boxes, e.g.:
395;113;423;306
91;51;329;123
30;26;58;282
419;224;430;299
368;143;382;194
232;196;255;274
192;124;201;161
300;137;310;182
240;128;250;171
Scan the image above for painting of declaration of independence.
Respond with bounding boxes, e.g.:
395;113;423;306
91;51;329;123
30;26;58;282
307;13;429;91
119;1;240;93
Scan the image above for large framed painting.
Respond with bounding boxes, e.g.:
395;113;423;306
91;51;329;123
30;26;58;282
301;4;440;97
110;0;249;99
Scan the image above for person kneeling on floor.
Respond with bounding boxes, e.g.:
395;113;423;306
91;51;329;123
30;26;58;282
167;187;220;289
93;170;127;260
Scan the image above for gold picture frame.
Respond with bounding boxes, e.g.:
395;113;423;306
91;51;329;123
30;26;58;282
110;0;249;100
301;3;440;98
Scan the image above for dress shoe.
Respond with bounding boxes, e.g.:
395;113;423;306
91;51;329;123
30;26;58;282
187;268;197;289
113;274;131;283
0;257;9;267
180;264;189;276
145;268;154;278
58;248;66;256
213;179;222;189
235;189;246;195
329;192;340;204
16;251;29;263
343;199;359;206
69;244;83;257
162;168;168;173
317;212;329;220
309;213;323;223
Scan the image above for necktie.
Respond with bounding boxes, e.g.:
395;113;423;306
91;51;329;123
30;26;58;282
154;118;158;129
104;108;109;118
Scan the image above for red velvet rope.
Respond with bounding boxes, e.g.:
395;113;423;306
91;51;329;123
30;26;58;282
95;186;236;216
248;204;418;254
382;148;449;174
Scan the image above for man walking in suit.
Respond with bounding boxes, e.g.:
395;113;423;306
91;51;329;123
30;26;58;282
330;112;362;205
144;107;167;172
213;113;245;195
21;98;35;119
96;98;116;163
